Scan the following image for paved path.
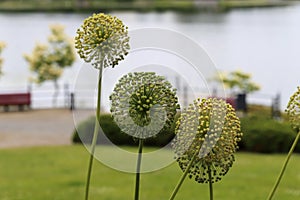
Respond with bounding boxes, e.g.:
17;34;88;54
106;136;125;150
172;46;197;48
0;109;94;148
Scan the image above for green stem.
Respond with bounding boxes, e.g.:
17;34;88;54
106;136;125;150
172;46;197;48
134;139;144;200
85;66;103;200
208;166;213;200
267;131;300;200
169;151;197;200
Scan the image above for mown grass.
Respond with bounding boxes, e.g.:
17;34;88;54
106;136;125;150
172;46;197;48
0;145;300;199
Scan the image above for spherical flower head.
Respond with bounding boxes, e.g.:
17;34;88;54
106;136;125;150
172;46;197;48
286;86;300;132
172;98;242;183
75;13;130;69
110;72;179;139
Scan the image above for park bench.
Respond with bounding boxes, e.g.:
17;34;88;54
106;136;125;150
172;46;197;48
0;92;31;111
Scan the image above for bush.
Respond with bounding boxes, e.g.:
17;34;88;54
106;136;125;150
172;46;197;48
239;114;300;153
72;114;176;147
73;107;300;153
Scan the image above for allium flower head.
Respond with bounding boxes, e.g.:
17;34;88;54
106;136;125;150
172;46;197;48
172;98;242;183
286;86;300;132
110;72;179;139
75;13;130;69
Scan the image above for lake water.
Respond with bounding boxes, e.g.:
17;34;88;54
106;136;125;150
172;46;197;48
0;4;300;110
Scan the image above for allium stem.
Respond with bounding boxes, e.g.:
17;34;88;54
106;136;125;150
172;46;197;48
134;139;144;200
208;166;214;200
267;131;300;200
85;66;103;200
169;151;197;200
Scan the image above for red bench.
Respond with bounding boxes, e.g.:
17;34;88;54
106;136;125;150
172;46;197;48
0;93;31;111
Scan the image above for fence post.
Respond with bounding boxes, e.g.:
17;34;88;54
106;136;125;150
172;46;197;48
236;93;247;113
70;92;75;110
27;83;32;110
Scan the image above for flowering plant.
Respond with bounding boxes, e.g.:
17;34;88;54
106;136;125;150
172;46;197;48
75;13;130;200
170;98;242;200
268;86;300;200
110;71;179;200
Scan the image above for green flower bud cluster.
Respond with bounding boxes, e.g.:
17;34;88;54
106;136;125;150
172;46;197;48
110;72;179;139
172;98;242;184
75;13;130;69
286;86;300;132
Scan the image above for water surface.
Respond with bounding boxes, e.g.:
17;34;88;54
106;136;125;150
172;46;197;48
0;5;299;109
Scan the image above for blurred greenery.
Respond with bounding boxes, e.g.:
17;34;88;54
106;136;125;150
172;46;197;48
24;24;75;84
220;70;260;94
0;0;290;12
73;104;298;153
72;113;177;147
0;41;5;76
238;104;300;153
240;114;298;153
0;0;196;12
219;0;289;10
0;145;300;199
23;24;75;106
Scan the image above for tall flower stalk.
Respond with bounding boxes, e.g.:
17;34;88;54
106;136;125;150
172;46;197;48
110;72;179;200
267;86;300;200
75;13;129;200
170;98;242;200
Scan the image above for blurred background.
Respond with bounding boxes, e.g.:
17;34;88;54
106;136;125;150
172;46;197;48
0;0;299;111
1;1;300;199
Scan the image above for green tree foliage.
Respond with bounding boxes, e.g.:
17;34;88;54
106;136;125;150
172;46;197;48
0;41;6;77
24;24;75;105
220;70;260;94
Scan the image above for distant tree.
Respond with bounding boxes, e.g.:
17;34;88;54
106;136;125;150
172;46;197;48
0;41;6;77
220;70;260;94
24;24;75;106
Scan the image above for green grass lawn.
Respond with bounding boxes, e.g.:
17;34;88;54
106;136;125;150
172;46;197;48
0;145;300;200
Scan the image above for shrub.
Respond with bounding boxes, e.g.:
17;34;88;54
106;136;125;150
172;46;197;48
72;114;176;147
239;114;300;153
73;108;300;153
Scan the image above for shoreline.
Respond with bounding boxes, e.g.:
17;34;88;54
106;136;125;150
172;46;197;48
0;0;294;13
